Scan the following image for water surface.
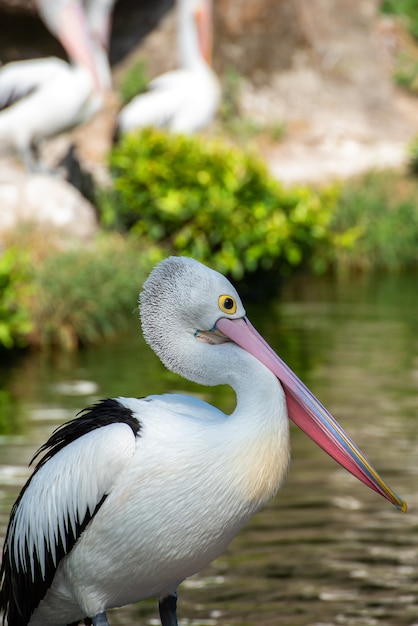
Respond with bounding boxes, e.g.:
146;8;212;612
0;273;417;626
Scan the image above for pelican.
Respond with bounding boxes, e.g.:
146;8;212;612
117;0;221;135
0;257;405;626
0;0;113;171
37;0;114;88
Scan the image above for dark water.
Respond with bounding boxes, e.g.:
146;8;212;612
0;273;417;626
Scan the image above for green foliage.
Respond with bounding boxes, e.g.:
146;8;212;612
220;68;241;122
330;170;418;272
408;135;418;173
381;1;418;92
27;235;151;350
118;59;149;104
0;249;32;349
381;0;418;40
102;128;336;280
392;51;418;92
219;68;286;142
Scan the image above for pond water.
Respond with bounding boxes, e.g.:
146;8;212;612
0;272;417;626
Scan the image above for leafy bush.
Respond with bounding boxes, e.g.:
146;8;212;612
380;2;418;93
0;249;32;349
118;59;149;104
330;170;418;272
408;135;418;173
392;51;418;93
381;0;418;40
26;235;151;350
100;128;336;280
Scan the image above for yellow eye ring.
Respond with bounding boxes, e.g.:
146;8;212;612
218;295;237;314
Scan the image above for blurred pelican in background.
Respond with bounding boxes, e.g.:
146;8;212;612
0;0;114;171
117;0;220;136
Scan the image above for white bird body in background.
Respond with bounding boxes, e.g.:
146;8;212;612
0;57;68;107
0;257;405;626
0;0;113;170
0;59;102;170
118;0;221;135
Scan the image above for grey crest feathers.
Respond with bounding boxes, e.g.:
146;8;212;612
139;256;244;383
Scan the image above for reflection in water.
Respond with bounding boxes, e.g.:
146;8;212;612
0;273;417;625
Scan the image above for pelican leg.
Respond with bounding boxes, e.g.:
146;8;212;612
20;142;39;173
22;140;59;175
158;592;178;626
92;612;109;626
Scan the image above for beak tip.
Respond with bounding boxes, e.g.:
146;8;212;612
398;500;408;513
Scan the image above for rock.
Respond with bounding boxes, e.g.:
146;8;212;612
266;136;407;185
0;160;98;245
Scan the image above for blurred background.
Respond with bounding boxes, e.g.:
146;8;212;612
1;0;418;183
0;1;417;625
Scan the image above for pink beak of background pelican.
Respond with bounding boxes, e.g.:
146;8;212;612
216;316;406;512
57;2;103;91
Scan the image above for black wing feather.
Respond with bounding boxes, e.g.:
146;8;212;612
0;85;36;112
0;398;141;626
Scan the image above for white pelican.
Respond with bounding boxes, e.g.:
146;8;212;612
0;257;405;626
0;0;113;171
37;0;114;89
117;0;221;135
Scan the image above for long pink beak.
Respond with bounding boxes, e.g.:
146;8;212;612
216;316;406;512
56;2;103;91
194;0;213;65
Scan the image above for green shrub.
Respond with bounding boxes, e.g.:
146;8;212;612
381;0;418;41
330;170;418;272
27;235;152;350
381;1;418;93
100;128;336;280
392;51;418;92
118;59;149;104
0;248;32;349
408;135;418;174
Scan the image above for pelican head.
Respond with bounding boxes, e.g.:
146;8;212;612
140;256;406;512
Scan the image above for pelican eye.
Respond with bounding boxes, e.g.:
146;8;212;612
218;295;237;314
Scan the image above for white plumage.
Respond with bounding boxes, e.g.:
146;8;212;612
0;60;103;170
0;0;113;170
118;0;221;136
0;257;405;626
